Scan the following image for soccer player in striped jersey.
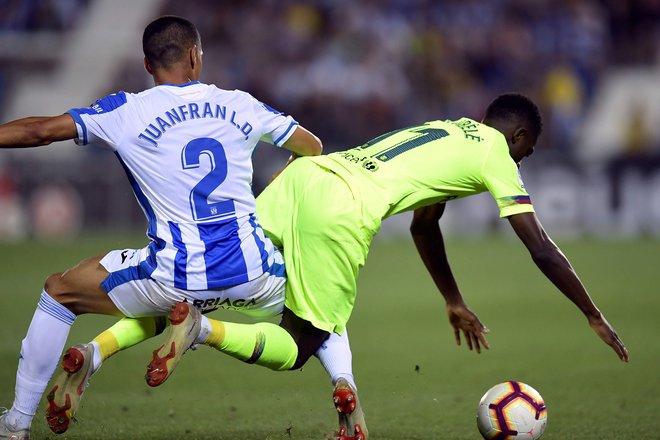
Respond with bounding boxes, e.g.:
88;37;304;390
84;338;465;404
0;15;334;440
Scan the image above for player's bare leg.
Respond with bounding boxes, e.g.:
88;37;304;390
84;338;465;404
45;254;121;316
333;378;368;440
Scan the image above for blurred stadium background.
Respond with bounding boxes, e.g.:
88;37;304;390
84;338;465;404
0;0;659;240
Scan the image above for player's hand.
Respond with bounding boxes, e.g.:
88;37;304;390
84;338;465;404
446;302;490;353
588;313;629;362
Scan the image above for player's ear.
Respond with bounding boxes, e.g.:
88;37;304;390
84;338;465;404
144;57;154;75
512;127;527;145
189;45;198;69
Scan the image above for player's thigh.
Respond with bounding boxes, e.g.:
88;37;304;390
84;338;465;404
45;253;118;315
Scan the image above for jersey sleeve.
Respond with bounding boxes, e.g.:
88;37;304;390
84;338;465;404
481;139;535;218
249;96;299;147
66;92;129;149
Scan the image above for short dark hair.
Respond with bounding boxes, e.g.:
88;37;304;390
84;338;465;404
143;16;200;70
484;93;543;141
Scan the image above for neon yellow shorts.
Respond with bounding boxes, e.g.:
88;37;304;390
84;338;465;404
256;158;376;334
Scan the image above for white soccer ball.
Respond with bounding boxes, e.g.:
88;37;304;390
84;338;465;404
476;381;547;440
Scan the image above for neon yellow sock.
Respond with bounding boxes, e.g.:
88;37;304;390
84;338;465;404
204;320;298;371
93;317;168;361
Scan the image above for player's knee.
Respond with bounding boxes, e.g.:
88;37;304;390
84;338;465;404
44;272;65;296
44;272;78;311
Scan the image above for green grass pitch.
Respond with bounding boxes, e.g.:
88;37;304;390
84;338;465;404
0;234;658;439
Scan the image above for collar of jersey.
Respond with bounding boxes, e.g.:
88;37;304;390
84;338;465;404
161;81;201;87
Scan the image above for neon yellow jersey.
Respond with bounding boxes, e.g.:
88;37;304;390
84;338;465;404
310;118;534;220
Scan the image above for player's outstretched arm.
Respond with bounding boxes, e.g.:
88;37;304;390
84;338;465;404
411;203;490;353
507;212;629;362
281;125;322;157
270;126;322;182
0;114;77;148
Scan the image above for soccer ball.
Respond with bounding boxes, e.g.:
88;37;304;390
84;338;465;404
476;381;547;440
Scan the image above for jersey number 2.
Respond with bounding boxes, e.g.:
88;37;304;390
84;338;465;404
182;138;235;221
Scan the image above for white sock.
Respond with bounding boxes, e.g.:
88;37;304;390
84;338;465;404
8;290;76;430
195;315;213;344
90;341;103;374
315;330;357;390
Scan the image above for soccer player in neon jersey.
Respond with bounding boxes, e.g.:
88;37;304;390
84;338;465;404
80;94;628;440
244;93;629;369
0;15;354;440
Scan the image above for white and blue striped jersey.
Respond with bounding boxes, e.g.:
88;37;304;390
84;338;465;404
67;82;297;290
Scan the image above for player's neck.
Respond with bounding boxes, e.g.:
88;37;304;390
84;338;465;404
152;69;198;86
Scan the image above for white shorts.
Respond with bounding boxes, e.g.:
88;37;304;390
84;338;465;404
99;248;285;318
